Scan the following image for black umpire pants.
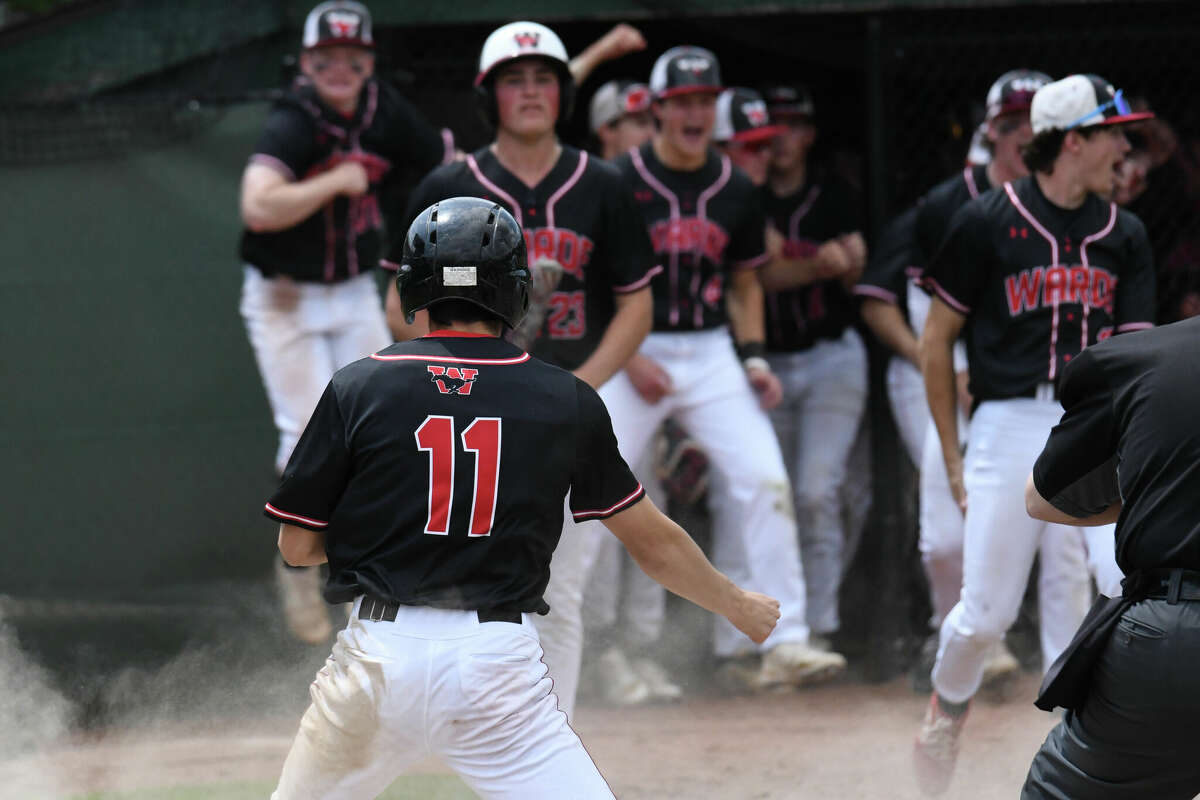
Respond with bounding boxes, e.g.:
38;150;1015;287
1022;597;1200;799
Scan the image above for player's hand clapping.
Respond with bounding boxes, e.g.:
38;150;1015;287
332;160;370;197
626;353;673;404
728;589;781;644
813;239;853;280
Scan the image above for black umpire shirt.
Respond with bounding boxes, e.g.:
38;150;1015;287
614;142;768;332
924;175;1156;403
388;146;659;371
264;333;645;613
239;77;449;283
1032;317;1200;574
761;171;863;351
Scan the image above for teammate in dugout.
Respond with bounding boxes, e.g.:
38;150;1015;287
381;22;659;721
605;46;847;690
756;84;870;652
265;197;779;799
238;1;454;645
856;70;1054;691
913;74;1157;796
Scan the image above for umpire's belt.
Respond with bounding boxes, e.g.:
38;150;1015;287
1136;568;1200;604
358;596;522;624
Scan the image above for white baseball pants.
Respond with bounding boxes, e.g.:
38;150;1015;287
931;397;1123;704
765;329;868;636
273;601;613;799
596;327;811;658
240;267;391;473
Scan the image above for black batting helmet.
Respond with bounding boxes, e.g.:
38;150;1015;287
397;197;530;328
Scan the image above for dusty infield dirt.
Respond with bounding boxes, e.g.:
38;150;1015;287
0;674;1055;799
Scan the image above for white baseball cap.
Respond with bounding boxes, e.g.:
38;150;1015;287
302;1;373;50
1030;74;1154;134
476;21;569;87
589;80;652;131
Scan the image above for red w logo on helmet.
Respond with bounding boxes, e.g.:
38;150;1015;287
743;101;768;126
514;31;540;49
325;12;360;38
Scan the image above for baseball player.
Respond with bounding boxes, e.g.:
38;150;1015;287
381;21;658;720
857;70;1052;689
583;77;685;706
914;74;1156;795
238;0;453;644
606;46;847;689
713;87;785;186
265;196;779;799
755;84;868;650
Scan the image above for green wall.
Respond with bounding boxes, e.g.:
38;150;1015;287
0;105;281;598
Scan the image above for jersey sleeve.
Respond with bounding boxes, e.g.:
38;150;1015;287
1113;211;1157;332
264;382;352;530
923;201;992;316
568;381;645;522
1031;347;1120;518
855;207;917;306
602;170;660;293
248;104;317;181
727;184;769;271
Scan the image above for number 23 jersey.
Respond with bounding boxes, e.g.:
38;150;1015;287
264;333;645;614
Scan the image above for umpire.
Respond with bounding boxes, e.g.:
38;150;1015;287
1021;315;1200;798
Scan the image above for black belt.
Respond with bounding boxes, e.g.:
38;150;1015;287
1133;569;1200;603
357;597;521;624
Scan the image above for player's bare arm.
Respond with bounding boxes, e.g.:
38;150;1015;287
624;352;673;404
861;297;921;364
759;227;853;291
567;23;646;86
1023;473;1122;526
727;268;783;409
385;282;430;341
572;286;652;389
277;523;327;567
920;296;968;513
240;160;368;233
603;495;780;644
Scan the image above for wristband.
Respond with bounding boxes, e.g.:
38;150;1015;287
742;356;770;374
735;341;766;361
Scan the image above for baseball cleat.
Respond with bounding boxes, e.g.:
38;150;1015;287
631;656;684;702
275;560;333;645
913;693;969;796
757;641;846;689
596;646;653;707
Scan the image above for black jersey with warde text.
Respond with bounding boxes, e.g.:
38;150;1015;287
913;164;990;275
615;142;767;332
264;333;645;613
1033;317;1200;573
925;175;1155;402
853;206;918;322
239;77;450;283
762;173;863;350
386;146;658;371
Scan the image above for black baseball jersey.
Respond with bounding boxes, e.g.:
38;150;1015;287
614;142;767;332
239;77;450;283
1033;317;1200;573
913;164;990;276
387;145;658;371
853;206;919;322
264;332;645;613
925;175;1156;403
761;173;864;351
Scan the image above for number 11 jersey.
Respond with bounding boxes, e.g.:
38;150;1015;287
264;332;645;614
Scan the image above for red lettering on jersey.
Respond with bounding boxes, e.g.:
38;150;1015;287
1097;326;1114;341
648;218;730;263
1043;266;1069;306
427;365;479;396
521;228;593;281
1067;266;1090;303
1091;271;1117;314
546;290;586;339
701;274;724;308
1004;268;1043;315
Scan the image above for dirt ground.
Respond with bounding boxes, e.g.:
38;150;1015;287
0;673;1057;799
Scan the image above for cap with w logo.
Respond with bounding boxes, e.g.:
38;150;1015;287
714;88;786;144
476;21;570;86
303;1;373;50
649;46;722;99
